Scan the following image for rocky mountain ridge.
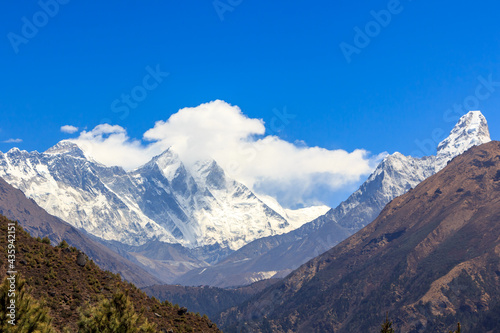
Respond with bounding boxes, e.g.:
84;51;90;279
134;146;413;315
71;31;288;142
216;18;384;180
220;140;500;332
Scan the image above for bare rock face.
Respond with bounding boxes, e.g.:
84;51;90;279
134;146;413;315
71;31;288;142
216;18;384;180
177;307;188;316
76;252;87;267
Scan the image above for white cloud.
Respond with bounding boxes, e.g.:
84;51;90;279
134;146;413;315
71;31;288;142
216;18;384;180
60;125;79;134
143;100;266;166
3;138;22;143
71;100;383;207
69;124;156;170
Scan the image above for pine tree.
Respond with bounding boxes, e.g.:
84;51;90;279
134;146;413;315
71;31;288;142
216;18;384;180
77;291;156;332
58;240;69;249
0;274;56;332
380;312;395;333
448;323;461;333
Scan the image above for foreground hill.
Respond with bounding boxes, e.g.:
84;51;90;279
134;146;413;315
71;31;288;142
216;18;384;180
0;176;161;287
0;216;220;332
221;141;500;332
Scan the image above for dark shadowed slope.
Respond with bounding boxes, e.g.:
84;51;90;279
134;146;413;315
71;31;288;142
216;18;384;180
221;141;500;333
143;278;280;321
0;176;162;287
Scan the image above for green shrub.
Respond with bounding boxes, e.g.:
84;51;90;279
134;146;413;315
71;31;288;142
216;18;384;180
58;240;69;249
0;275;56;332
77;291;156;332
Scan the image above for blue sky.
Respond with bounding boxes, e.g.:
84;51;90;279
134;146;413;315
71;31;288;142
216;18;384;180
1;0;500;207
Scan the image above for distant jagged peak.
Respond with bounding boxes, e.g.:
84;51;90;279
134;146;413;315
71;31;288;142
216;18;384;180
149;148;227;186
191;159;228;190
367;151;425;179
144;147;185;181
192;159;224;178
380;111;490;171
330;112;491;229
150;148;216;170
151;146;179;164
44;140;87;158
379;151;412;167
5;146;30;155
193;158;218;172
436;110;491;171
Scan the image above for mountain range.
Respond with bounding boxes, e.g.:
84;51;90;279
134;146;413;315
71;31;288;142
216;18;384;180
1;108;497;332
0;111;491;287
0;137;327;282
0;143;327;250
177;111;492;287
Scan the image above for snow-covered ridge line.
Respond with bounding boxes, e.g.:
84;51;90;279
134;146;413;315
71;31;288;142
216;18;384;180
0;142;328;253
330;110;491;231
435;110;491;171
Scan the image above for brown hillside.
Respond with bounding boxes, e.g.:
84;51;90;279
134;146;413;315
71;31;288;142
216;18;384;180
0;216;221;332
221;141;500;332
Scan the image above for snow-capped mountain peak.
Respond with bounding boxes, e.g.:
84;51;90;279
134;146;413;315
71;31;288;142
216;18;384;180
7;147;23;154
150;148;184;182
44;140;85;157
330;110;491;231
43;141;104;166
191;159;227;190
436;110;491;171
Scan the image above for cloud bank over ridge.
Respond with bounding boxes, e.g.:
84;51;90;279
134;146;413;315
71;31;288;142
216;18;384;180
70;100;383;207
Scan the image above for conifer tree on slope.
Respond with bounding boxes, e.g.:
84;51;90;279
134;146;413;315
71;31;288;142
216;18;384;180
0;275;56;333
78;291;156;333
448;323;461;333
380;312;395;333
